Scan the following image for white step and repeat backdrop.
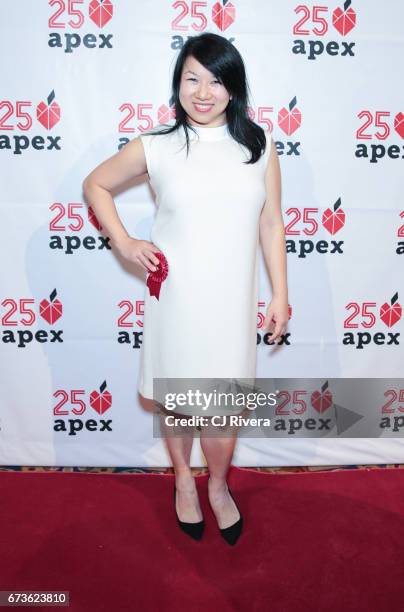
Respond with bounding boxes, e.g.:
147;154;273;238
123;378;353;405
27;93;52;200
1;1;403;466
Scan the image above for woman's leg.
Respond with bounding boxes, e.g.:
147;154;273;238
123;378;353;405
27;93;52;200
199;416;241;529
157;405;203;523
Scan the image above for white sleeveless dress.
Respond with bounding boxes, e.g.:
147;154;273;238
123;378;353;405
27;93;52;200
137;121;272;416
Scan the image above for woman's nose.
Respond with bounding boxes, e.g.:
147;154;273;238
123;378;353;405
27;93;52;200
196;84;210;98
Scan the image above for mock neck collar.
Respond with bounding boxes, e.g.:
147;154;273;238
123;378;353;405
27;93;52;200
186;122;229;141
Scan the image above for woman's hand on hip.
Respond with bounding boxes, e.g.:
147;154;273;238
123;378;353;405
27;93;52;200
114;236;162;273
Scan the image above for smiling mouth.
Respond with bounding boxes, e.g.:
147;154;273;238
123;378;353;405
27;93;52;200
193;103;214;112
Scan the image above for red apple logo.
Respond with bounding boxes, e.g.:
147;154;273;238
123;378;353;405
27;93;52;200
380;292;402;328
212;0;235;32
157;103;176;125
394;112;404;139
278;97;302;136
39;288;63;324
36;90;60;130
311;381;333;414
88;206;102;230
89;0;113;28
332;0;356;36
90;380;112;415
322;198;346;235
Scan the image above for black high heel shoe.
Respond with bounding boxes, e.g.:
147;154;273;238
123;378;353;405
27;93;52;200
174;484;205;541
218;486;243;546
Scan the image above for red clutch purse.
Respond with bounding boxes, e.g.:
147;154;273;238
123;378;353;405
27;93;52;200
146;251;169;300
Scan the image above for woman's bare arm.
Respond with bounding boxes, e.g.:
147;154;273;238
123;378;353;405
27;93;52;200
82;137;161;272
84;136;147;192
82;136;146;246
259;138;289;342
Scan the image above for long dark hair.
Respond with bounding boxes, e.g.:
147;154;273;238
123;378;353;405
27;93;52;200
145;32;267;165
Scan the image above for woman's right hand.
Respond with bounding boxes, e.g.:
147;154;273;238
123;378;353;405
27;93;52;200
114;236;162;273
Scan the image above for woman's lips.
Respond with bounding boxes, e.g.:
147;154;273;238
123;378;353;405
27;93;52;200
193;103;214;113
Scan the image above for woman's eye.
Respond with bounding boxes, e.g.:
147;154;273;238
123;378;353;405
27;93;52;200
187;78;221;84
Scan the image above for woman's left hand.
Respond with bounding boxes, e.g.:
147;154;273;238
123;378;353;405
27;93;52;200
263;296;289;343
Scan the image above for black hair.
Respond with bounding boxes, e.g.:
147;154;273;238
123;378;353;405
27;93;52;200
144;32;267;164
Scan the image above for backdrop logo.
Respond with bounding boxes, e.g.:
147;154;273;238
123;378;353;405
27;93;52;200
118;96;302;158
355;110;404;163
48;0;114;53
311;381;333;413
257;301;292;347
252;96;302;158
278;97;301;137
292;0;357;60
171;0;236;47
380;385;404;434
257;380;335;435
212;0;235;30
1;289;64;348
0;90;61;155
397;211;404;255
117;97;300;157
117;103;176;150
343;293;402;349
285;198;346;258
54;380;113;436
117;299;144;348
49;202;110;254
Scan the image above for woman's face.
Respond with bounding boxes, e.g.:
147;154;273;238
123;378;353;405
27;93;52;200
179;55;231;127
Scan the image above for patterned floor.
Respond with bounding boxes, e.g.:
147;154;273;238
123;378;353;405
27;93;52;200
1;464;403;474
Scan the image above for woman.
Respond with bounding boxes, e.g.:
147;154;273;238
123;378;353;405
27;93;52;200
83;33;287;546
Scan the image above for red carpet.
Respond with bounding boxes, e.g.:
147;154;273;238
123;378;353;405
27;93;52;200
1;466;404;611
